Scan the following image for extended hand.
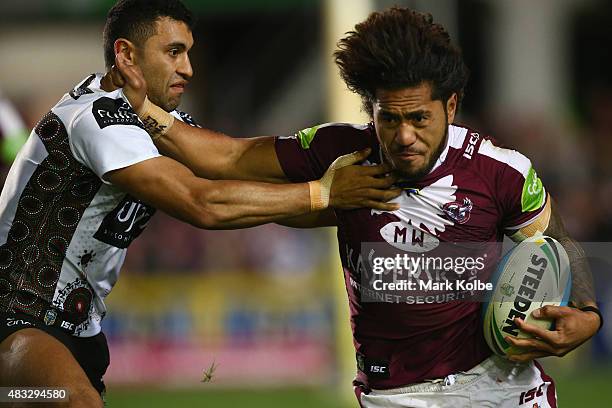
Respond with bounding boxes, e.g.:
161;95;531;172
111;52;147;114
505;305;600;362
322;148;401;211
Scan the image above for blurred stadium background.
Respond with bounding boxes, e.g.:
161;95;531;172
1;0;611;406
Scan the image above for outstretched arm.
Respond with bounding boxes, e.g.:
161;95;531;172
106;146;399;230
107;156;310;229
111;53;397;191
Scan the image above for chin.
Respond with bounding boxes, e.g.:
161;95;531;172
394;162;433;181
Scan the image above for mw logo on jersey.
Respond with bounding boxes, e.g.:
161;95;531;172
374;175;468;251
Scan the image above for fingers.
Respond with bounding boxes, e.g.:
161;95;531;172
363;200;400;211
361;188;402;202
330;148;372;169
532;305;571;320
505;335;556;354
350;147;372;163
113;52;147;114
514;317;557;342
366;174;398;189
114;52;145;91
359;162;394;176
110;65;125;88
507;350;550;363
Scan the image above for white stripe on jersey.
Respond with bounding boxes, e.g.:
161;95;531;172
448;125;468;149
477;139;532;177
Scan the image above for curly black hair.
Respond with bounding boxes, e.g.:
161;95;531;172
334;7;469;116
103;0;195;69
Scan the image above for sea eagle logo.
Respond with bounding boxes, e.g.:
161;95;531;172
442;197;473;224
372;175;457;236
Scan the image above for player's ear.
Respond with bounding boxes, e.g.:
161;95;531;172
113;38;137;66
446;93;458;123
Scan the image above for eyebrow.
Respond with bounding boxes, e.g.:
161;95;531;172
379;109;430;119
166;42;188;50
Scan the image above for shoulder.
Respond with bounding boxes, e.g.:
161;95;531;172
448;123;532;179
293;122;374;149
51;74;143;133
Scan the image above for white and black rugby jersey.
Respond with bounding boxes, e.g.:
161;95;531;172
0;73;199;337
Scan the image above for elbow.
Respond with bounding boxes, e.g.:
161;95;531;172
188;202;225;230
187;187;227;230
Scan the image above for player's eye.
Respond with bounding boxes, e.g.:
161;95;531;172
169;48;180;57
380;113;400;126
412;114;429;127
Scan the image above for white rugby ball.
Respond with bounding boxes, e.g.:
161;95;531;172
482;235;572;356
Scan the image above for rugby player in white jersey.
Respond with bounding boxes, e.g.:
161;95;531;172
116;6;603;408
0;1;402;406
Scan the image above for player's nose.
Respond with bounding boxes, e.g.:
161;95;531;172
178;55;193;79
395;123;417;146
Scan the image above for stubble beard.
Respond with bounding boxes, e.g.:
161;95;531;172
390;121;448;183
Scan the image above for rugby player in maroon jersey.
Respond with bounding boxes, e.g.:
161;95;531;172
0;1;403;405
116;7;601;407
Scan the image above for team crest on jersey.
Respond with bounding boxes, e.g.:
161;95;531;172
442;197;473;224
43;309;57;326
92;97;144;130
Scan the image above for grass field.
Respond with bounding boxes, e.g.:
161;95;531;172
105;367;612;407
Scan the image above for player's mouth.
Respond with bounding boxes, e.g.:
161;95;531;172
170;81;188;93
394;150;423;161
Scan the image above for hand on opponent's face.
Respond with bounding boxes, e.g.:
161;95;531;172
112;52;147;115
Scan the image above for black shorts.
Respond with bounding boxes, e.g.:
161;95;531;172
0;312;109;395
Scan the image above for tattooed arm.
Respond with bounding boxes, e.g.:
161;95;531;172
505;197;601;362
545;202;597;309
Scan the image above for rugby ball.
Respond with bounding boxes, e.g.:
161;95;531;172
482;236;572;356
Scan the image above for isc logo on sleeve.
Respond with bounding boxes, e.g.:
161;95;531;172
462;132;480;160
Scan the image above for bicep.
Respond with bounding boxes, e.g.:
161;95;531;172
105;156;209;226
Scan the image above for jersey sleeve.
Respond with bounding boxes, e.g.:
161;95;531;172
69;94;161;183
274;123;373;182
490;143;548;231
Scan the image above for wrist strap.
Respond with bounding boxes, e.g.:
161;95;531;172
579;306;604;332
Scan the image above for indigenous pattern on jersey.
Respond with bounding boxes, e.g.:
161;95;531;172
0;74;197;337
275;123;548;389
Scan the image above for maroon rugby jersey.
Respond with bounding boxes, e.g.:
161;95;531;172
275;123;548;389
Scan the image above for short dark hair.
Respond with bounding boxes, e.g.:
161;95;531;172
334;7;469;116
103;0;195;69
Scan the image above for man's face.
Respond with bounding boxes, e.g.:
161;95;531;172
372;82;457;180
136;17;194;112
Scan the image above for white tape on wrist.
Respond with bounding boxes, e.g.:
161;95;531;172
309;150;364;211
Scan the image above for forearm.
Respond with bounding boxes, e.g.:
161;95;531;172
194;179;312;229
559;237;596;308
156;121;286;182
544;200;597;308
